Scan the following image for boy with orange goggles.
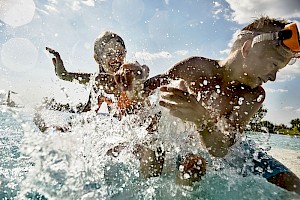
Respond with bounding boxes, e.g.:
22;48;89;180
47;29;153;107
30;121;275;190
144;17;300;194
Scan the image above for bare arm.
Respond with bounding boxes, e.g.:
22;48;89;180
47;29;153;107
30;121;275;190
46;47;94;84
195;88;265;157
46;47;121;94
147;56;265;157
143;57;213;96
160;83;265;157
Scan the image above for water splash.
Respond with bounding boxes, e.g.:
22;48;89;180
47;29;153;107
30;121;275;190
1;105;299;199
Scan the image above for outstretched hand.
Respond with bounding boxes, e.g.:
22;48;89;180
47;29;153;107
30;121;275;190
46;47;66;77
159;80;208;124
114;62;149;92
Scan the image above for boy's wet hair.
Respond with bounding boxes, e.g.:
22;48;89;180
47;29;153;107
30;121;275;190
94;31;125;51
94;31;126;66
242;16;288;32
231;16;289;52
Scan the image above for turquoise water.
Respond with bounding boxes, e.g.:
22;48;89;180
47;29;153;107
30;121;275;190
247;132;300;151
0;108;31;199
1;106;299;200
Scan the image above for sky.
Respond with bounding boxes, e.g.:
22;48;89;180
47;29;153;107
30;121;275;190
0;0;300;125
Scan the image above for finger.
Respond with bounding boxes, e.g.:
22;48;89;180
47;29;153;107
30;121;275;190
160;87;190;98
160;92;186;102
160;96;194;109
52;58;57;66
123;70;128;83
114;69;127;90
116;74;128;91
46;47;60;58
133;64;150;79
120;74;128;90
159;100;176;109
159;100;191;110
125;72;134;91
45;47;53;52
114;74;121;87
160;86;169;92
46;47;56;54
169;109;184;119
160;86;186;94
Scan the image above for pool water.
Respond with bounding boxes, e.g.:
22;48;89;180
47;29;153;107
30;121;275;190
1;106;299;200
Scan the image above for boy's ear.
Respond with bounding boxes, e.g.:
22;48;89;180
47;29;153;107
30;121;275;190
241;40;252;58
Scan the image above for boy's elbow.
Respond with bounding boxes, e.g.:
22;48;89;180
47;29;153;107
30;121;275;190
56;72;73;82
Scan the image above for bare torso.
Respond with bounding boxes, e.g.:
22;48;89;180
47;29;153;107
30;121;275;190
145;56;265;156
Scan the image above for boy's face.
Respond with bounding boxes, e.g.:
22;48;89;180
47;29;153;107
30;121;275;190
241;40;294;88
102;39;126;73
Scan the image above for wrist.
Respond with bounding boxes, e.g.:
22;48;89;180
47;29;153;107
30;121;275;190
56;68;67;77
195;116;216;131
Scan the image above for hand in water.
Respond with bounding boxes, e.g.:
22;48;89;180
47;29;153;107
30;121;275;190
176;153;207;186
46;47;67;77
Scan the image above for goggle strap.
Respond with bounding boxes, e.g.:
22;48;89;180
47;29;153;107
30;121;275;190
252;32;279;47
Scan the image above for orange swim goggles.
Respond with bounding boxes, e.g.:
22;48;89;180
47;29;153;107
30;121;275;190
281;23;300;53
251;22;300;64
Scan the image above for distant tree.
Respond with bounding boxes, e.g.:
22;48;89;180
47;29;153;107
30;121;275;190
260;120;275;133
290;118;300;131
274;123;288;133
246;105;298;135
253;105;268;122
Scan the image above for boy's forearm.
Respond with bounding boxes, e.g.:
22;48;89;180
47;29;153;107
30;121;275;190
52;54;92;84
143;74;170;96
139;147;164;178
57;71;118;94
57;71;92;84
196;118;237;158
199;128;232;157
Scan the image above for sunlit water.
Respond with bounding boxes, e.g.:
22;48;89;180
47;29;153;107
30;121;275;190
1;105;300;200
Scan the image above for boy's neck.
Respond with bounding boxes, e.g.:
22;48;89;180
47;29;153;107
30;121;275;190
218;50;245;85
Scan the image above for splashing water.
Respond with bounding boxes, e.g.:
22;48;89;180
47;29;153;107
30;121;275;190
0;104;299;200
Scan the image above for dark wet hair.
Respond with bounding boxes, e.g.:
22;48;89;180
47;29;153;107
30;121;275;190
231;16;289;52
242;16;288;32
95;31;125;50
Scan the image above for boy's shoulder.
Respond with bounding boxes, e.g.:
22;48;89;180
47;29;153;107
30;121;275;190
179;56;218;65
172;56;219;74
175;56;221;79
